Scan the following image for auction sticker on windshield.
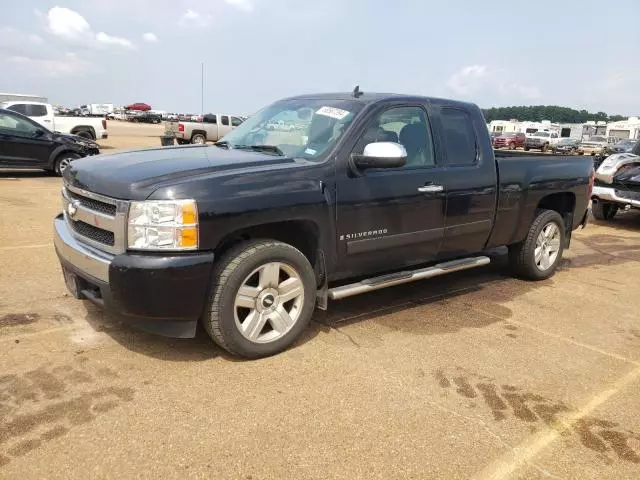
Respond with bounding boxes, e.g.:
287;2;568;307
316;106;350;120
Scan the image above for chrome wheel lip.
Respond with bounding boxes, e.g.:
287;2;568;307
534;222;561;271
233;262;305;344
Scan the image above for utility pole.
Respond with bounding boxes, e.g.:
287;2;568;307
201;62;204;116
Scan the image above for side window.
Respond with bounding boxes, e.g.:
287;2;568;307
357;106;435;168
0;112;38;135
221;116;230;126
203;114;217;124
231;116;243;127
7;104;29;115
28;105;48;117
440;108;478;166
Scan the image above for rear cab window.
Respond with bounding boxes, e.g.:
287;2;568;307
439;108;478;166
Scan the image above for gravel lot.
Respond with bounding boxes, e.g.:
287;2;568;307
1;124;639;479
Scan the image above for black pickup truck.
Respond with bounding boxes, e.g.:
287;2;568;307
54;92;593;358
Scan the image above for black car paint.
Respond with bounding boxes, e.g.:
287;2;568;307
0;108;99;171
61;93;593;336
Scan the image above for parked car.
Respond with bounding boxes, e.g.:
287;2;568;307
54;91;593;358
524;131;560;152
0;101;108;140
492;132;526;149
0;108;99;176
603;139;637;156
591;139;640;220
580;135;618;156
552;138;584;155
133;112;162;124
165;114;245;144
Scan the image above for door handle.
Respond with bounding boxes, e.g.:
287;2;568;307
418;184;443;193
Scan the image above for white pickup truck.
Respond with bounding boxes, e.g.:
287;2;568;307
0;101;108;140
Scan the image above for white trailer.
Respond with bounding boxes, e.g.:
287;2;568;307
606;117;640;141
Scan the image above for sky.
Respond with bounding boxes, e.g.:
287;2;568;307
1;0;639;116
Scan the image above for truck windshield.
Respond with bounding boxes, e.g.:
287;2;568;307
216;99;364;159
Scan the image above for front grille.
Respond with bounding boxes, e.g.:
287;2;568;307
67;190;116;216
69;220;115;246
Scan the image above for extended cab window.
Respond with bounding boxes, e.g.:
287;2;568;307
357;106;435;168
440;108;478;166
28;105;47;117
221;116;230;126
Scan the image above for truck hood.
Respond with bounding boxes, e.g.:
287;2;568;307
64;145;299;200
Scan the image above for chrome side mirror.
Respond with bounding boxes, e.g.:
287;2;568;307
352;142;407;170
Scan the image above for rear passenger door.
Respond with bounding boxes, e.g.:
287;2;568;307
202;114;218;140
435;107;497;258
335;102;449;278
219;115;232;138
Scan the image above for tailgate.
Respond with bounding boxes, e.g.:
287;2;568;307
165;121;180;134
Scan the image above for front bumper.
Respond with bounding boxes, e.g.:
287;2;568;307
53;215;214;338
592;186;640;208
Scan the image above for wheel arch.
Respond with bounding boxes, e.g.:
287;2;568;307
536;192;576;245
214;220;325;286
70;126;96;139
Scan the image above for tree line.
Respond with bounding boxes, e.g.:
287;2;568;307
482;105;627;124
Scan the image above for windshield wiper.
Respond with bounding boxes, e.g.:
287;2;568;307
233;144;284;156
214;140;231;149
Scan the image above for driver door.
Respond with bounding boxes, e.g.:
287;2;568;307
334;103;448;279
0;111;53;168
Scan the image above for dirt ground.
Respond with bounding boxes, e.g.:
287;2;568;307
97;120;165;152
0;125;639;479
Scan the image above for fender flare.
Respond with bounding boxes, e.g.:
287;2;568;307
48;146;81;169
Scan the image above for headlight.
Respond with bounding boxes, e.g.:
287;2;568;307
127;200;198;250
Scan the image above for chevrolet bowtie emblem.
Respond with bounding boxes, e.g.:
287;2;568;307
67;200;80;219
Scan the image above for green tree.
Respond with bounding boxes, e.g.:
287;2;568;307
481;105;629;124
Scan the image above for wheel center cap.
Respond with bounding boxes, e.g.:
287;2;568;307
257;288;279;313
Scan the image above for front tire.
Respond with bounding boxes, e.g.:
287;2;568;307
54;152;81;176
592;201;618;221
203;240;316;358
509;209;565;280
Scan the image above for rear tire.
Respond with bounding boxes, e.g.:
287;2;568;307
508;209;565;280
509;142;516;150
541;143;548;153
524;147;530;151
75;130;94;140
592;201;618;221
203;240;316;359
191;133;206;144
54;152;81;176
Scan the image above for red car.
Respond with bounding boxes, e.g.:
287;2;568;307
492;132;526;149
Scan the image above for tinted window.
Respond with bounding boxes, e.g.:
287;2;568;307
0;112;39;135
231;116;243;127
203;114;216;124
27;104;47;117
221;116;230;126
7;104;29;115
357;106;435;168
440;108;477;166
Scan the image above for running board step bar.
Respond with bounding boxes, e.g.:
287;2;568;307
328;256;491;300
